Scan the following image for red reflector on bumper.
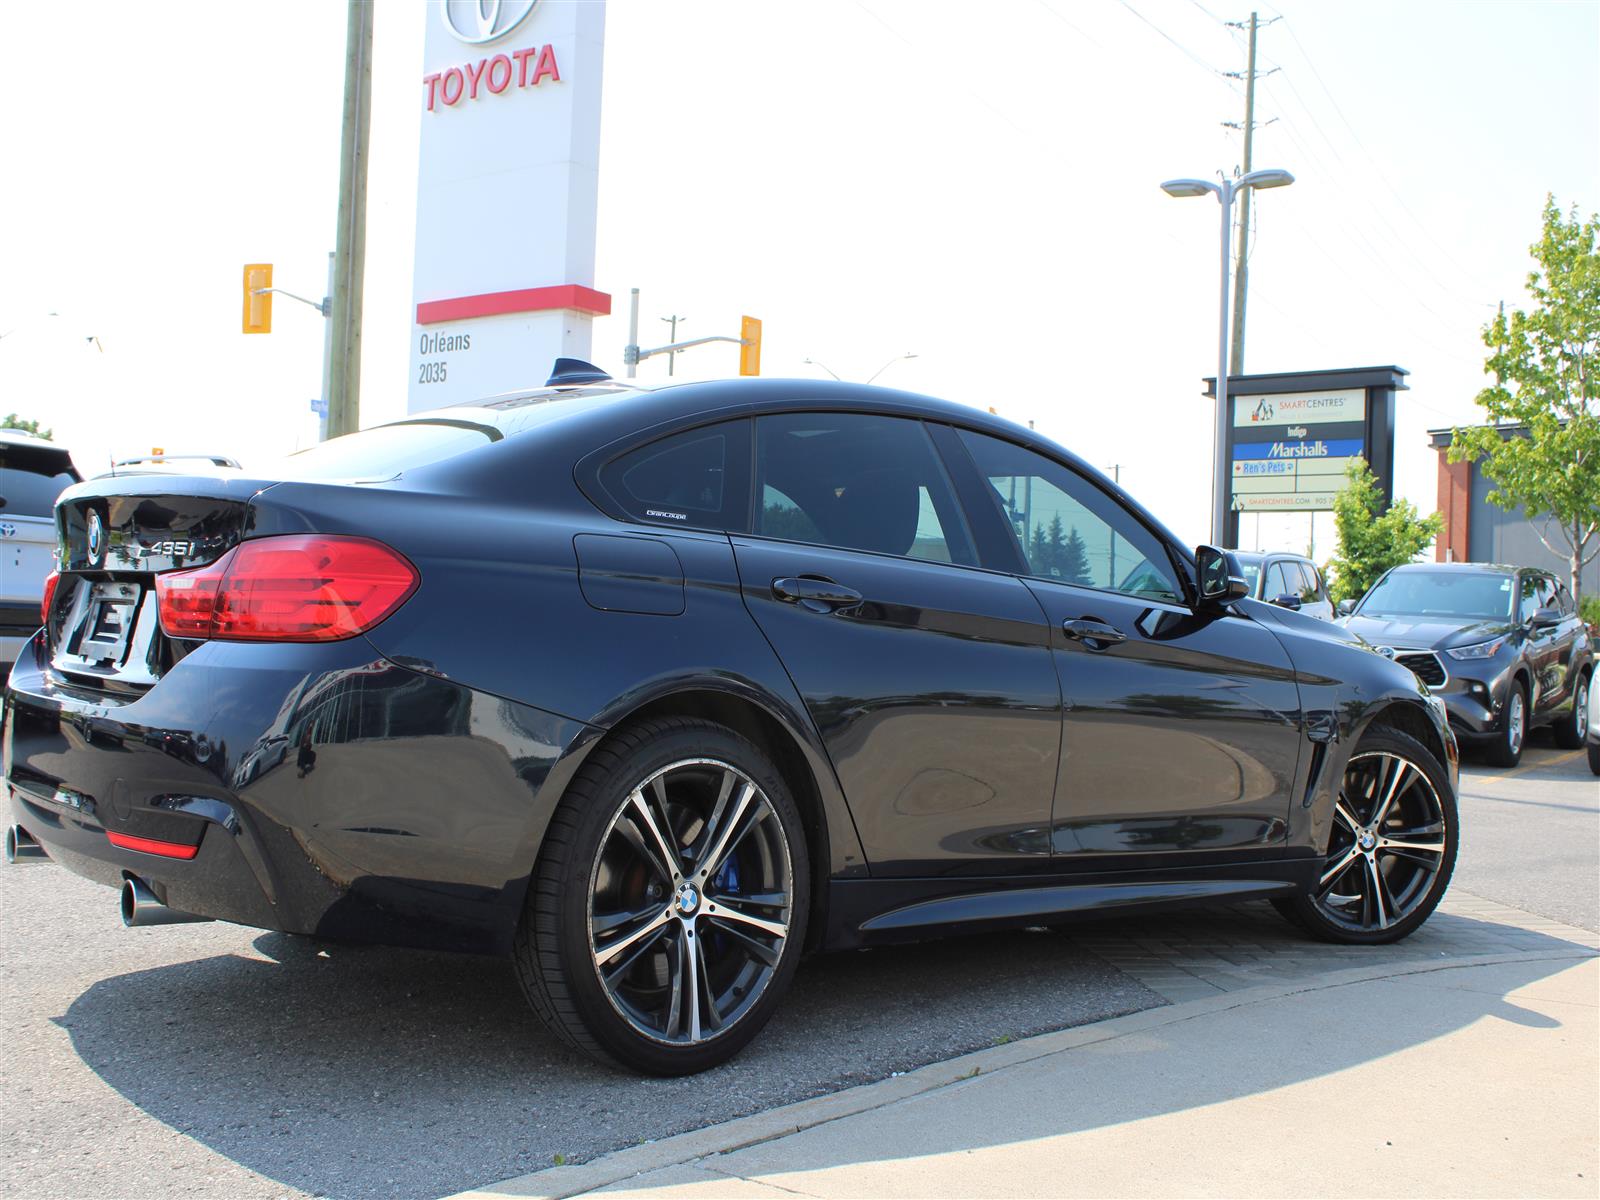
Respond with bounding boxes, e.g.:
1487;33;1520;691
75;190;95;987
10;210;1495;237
106;831;200;859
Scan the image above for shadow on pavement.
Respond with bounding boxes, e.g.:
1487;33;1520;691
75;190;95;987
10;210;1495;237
52;918;1156;1199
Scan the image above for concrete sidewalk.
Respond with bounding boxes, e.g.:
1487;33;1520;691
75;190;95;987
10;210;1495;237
458;950;1599;1200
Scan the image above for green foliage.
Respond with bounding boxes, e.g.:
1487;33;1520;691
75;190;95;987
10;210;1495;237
1326;461;1442;604
1027;520;1093;585
1580;594;1600;630
1448;195;1600;600
1;412;52;440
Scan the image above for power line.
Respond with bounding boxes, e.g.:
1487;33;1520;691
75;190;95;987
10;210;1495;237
1113;0;1238;84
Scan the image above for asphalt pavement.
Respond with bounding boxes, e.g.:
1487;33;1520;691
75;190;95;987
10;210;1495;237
1;739;1594;1199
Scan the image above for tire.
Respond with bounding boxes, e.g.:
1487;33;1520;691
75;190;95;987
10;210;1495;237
1484;679;1528;768
1588;738;1600;777
1274;726;1458;945
512;716;810;1075
1552;671;1590;750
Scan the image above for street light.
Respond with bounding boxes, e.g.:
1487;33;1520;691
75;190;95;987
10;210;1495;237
803;353;918;385
866;353;918;385
1161;167;1294;547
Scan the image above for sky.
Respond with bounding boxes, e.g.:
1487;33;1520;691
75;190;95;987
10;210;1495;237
2;0;1596;555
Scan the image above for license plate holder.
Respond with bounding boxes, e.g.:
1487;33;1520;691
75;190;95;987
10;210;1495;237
74;582;141;664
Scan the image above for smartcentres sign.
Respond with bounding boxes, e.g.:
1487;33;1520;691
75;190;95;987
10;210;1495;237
1207;367;1407;548
1230;387;1367;513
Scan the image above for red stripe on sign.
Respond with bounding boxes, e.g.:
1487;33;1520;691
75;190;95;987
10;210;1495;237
416;284;612;325
107;831;201;860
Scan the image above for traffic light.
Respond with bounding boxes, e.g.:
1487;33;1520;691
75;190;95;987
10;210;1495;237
242;264;273;334
739;315;762;376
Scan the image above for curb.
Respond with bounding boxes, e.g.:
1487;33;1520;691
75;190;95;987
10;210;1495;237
444;944;1598;1200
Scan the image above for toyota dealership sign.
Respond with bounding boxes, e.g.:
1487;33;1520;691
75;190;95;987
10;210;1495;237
409;0;609;411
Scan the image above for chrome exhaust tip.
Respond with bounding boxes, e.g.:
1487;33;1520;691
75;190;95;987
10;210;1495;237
5;825;49;865
120;877;212;927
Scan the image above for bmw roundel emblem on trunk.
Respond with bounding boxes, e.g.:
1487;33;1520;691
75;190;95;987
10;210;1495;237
86;511;105;565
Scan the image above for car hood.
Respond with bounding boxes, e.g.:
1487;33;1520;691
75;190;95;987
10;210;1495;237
1341;614;1514;651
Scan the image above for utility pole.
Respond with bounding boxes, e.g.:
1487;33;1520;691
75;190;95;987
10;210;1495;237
660;314;686;376
327;0;373;439
1229;11;1260;375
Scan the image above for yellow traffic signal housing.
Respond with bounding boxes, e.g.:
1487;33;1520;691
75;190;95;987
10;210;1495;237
739;315;762;376
243;264;273;334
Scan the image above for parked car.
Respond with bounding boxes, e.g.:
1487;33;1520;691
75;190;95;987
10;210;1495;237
5;367;1460;1075
0;431;80;680
1232;551;1335;620
1587;663;1599;776
1339;562;1591;768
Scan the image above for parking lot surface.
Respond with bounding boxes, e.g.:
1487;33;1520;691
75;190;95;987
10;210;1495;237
2;741;1594;1199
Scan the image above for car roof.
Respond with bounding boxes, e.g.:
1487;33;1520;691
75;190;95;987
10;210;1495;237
414;375;1197;564
0;429;69;452
1234;551;1312;564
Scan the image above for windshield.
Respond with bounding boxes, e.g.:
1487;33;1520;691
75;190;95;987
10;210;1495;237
1359;571;1514;621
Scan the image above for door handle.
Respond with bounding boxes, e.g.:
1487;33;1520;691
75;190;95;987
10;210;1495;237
772;577;864;610
1062;618;1127;648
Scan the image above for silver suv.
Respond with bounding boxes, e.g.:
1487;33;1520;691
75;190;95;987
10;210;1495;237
1;431;79;679
1232;551;1335;621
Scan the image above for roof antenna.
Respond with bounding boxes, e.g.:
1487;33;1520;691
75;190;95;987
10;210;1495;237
546;358;612;387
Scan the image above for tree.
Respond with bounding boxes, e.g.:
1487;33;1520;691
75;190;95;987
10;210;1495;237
1060;525;1093;586
1449;196;1600;601
2;413;52;440
1326;461;1442;604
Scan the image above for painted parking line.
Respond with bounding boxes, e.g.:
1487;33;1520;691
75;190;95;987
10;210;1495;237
1477;749;1586;782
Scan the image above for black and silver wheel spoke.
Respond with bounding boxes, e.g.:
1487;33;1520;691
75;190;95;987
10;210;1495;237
1312;750;1447;934
590;758;792;1046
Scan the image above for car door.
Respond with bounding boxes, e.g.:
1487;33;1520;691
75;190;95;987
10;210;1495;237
1526;573;1574;714
947;428;1305;869
730;411;1062;877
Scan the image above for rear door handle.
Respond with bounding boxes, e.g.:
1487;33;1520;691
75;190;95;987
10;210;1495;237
1062;618;1127;648
772;577;864;611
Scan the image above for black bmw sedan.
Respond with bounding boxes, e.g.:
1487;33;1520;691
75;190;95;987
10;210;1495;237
4;367;1460;1074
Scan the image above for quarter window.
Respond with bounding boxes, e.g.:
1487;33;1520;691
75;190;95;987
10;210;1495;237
753;414;974;565
956;430;1184;603
599;420;748;530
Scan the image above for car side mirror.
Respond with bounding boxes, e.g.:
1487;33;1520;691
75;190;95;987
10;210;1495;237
1336;598;1357;617
1530;606;1562;629
1195;545;1249;606
1271;593;1303;611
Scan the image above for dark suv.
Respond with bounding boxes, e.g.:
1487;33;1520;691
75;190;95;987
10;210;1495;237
1340;562;1591;766
1233;551;1334;621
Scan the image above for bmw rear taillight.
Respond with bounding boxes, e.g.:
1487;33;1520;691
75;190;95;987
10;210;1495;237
41;570;60;625
156;535;418;642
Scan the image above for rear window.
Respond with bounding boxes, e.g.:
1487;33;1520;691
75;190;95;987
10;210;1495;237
276;420;499;482
272;388;616;482
0;443;80;517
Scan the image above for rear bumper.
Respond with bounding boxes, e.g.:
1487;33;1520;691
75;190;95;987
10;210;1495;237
3;630;598;953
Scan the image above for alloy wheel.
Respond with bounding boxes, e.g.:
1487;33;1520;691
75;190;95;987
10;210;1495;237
1507;690;1525;757
1576;679;1590;741
1313;750;1448;933
587;758;793;1046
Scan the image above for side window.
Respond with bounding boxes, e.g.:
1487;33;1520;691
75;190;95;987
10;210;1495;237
753;413;975;566
1534;576;1559;616
1296;562;1322;604
599;419;748;531
956;430;1184;603
1555;584;1575;615
1264;562;1292;601
1518;574;1542;624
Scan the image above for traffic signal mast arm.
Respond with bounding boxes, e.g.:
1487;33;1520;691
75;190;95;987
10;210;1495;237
253;286;331;317
625;333;747;364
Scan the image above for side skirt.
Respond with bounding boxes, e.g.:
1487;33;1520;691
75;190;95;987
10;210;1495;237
822;858;1320;950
